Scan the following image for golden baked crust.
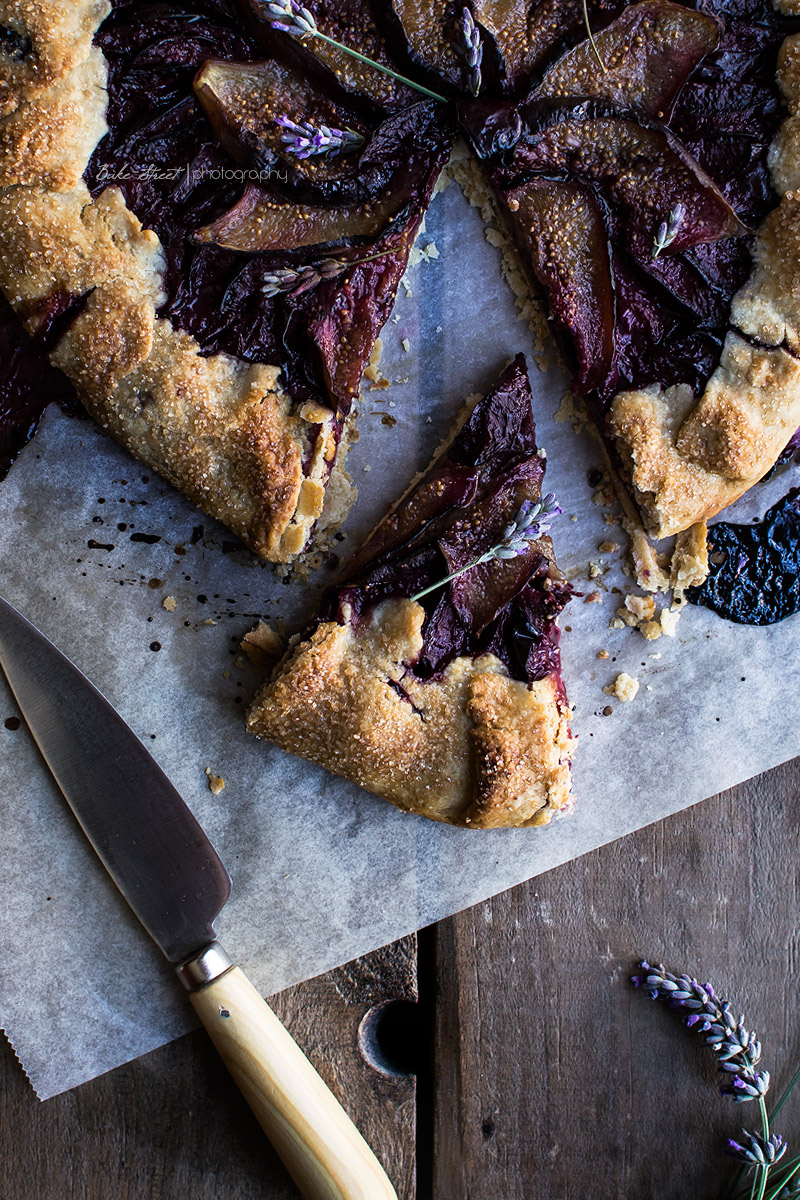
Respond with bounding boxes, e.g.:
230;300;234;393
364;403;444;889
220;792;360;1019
0;0;337;560
607;29;800;539
247;599;574;828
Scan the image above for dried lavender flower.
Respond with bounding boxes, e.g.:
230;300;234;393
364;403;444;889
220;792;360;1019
727;1130;786;1166
410;494;561;603
652;203;686;258
632;961;769;1100
262;0;316;37
261;251;390;299
259;0;447;102
275;115;364;159
454;7;483;97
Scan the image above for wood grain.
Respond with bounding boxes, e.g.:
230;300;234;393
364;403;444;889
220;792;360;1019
432;758;800;1200
0;937;417;1200
4;762;800;1200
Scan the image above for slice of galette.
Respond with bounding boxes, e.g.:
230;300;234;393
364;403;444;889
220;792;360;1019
247;355;574;829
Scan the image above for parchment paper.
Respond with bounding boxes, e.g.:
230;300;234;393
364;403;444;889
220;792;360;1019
1;179;799;1100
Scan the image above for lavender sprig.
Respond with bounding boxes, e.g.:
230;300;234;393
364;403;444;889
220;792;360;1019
261;250;390;299
727;1131;787;1167
410;494;561;604
260;1;447;102
633;962;781;1200
454;7;483;97
652;202;686;258
632;962;768;1099
275;115;364;159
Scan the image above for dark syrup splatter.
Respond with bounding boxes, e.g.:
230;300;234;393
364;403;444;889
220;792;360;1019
686;487;800;624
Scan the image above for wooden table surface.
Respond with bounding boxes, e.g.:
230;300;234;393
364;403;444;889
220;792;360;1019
2;758;799;1200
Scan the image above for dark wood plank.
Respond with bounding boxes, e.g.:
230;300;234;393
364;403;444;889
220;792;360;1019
433;758;800;1200
0;937;417;1200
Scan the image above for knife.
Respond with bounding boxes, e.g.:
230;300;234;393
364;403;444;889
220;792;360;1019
0;595;397;1200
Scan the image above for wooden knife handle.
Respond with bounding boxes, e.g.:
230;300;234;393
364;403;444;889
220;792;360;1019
189;965;398;1200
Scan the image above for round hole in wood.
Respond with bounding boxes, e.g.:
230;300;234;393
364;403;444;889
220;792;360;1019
358;1000;421;1078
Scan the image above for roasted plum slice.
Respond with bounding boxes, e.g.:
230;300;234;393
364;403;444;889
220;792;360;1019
378;0;471;93
535;0;721;117
242;0;417;110
193;58;371;189
194;122;448;252
194;58;452;204
509;106;747;254
470;0;619;93
498;179;616;392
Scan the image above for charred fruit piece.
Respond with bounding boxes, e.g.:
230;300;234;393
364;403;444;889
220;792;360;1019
499;179;616;392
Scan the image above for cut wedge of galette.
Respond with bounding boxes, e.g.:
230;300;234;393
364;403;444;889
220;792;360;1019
247;356;574;828
0;0;798;562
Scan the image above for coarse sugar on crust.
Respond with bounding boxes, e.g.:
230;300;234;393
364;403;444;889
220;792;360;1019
247;599;573;829
606;28;800;541
0;0;341;561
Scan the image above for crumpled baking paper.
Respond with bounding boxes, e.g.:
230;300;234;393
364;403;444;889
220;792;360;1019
1;180;798;1099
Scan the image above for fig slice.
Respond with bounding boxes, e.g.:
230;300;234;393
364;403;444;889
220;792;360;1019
499;179;616;392
511;110;748;253
242;0;417;110
535;0;720;118
194;182;411;252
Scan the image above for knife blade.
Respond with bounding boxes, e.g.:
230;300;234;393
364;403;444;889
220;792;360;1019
0;595;397;1200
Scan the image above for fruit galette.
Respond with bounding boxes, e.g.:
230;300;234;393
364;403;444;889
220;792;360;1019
247;356;575;827
1;0;800;825
0;0;798;561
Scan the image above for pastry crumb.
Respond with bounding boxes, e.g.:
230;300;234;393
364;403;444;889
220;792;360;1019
599;540;620;554
625;593;656;621
241;621;283;665
588;561;603;579
604;672;640;702
585;591;602;604
201;618;217;626
630;527;671;594
401;338;411;352
660;606;682;637
162;595;177;612
205;768;225;795
597;649;609;659
671;522;710;598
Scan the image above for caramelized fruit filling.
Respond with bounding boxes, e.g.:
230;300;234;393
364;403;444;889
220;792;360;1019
322;356;572;688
